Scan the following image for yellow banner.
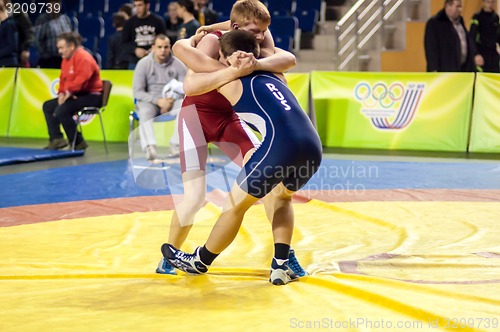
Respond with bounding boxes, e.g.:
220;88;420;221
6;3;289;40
311;72;474;152
6;70;309;143
0;69;17;136
469;73;500;153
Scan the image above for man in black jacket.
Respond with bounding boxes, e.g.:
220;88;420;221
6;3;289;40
470;0;500;73
4;0;34;67
424;0;481;72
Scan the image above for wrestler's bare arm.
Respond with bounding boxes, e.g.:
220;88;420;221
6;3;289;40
255;30;296;73
196;20;231;34
172;34;222;73
183;53;255;97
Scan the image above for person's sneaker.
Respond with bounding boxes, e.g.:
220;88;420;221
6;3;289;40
269;258;296;285
288;249;309;277
167;144;180;158
146;145;157;161
74;140;88;150
161;243;209;275
155;257;177;275
43;138;68;150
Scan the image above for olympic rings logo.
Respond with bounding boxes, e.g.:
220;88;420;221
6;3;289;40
50;79;60;97
354;82;405;109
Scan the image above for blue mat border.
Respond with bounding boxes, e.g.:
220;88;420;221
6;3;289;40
1;157;500;208
0;147;84;166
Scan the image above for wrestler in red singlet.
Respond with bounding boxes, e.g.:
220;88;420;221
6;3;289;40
177;32;260;173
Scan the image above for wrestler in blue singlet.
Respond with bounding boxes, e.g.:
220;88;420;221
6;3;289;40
233;71;323;198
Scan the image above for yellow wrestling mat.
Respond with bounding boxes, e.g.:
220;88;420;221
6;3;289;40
1;200;499;331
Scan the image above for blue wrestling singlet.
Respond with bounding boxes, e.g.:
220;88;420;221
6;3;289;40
232;71;322;198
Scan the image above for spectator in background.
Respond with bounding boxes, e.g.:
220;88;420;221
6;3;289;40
470;0;500;72
5;0;34;67
42;32;102;151
122;0;166;69
0;0;19;67
34;0;72;68
165;1;182;44
176;0;200;39
194;0;218;26
424;0;480;72
119;3;134;19
107;12;129;69
132;34;186;160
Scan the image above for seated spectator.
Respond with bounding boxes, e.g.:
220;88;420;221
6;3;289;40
34;0;73;68
0;0;18;67
42;32;102;150
5;0;34;67
194;0;218;26
165;1;182;44
107;12;129;69
132;34;187;160
176;0;200;39
122;0;166;69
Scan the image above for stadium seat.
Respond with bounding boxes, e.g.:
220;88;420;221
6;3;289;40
69;14;79;32
63;0;82;14
105;0;124;15
295;0;325;28
295;0;322;12
78;14;105;54
28;45;38;68
295;8;318;34
154;0;172;17
210;0;233;17
80;0;106;15
267;0;294;17
269;15;300;53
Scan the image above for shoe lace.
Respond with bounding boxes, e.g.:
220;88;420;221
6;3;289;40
288;251;306;275
175;250;196;262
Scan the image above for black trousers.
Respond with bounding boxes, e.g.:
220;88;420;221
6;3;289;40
479;47;500;73
42;94;102;144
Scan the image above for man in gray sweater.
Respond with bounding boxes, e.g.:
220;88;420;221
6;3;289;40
133;34;187;160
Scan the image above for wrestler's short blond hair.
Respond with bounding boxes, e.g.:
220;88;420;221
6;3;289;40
230;0;271;27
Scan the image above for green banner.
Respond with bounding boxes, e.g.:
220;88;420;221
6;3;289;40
311;72;474;151
0;68;17;136
10;68;59;139
9;69;136;142
469;73;500;153
285;72;309;113
7;69;310;144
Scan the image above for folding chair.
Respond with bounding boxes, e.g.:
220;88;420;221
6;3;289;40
72;80;113;152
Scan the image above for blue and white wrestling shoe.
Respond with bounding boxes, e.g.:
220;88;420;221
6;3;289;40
269;258;299;285
288;249;309;277
155;257;177;275
161;243;209;275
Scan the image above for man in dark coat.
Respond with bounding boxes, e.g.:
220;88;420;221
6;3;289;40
424;0;480;72
470;0;500;73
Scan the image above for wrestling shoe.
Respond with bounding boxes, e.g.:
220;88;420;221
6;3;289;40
161;243;209;275
288;249;309;277
269;258;297;285
155;257;177;275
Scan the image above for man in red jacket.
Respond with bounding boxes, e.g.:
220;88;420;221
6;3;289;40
42;31;103;150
